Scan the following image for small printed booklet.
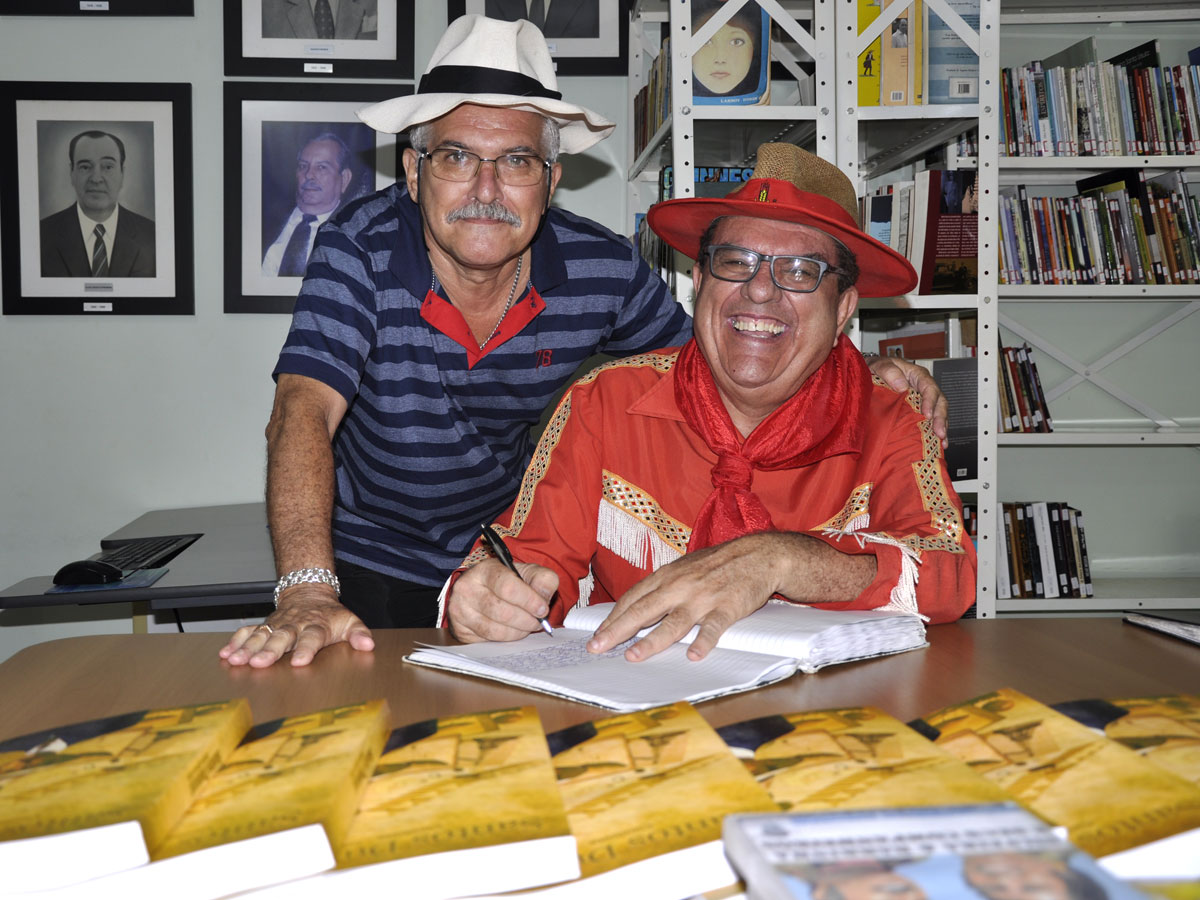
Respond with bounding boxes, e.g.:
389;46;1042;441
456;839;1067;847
404;601;927;712
1123;609;1200;647
722;803;1149;900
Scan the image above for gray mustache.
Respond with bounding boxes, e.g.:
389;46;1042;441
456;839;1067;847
446;200;521;227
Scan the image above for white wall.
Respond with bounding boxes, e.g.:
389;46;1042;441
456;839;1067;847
0;5;630;662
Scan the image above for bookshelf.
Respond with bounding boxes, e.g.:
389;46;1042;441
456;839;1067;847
992;0;1200;615
626;0;1199;619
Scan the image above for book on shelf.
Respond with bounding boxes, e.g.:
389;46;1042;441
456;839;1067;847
998;501;1090;600
906;355;977;481
288;706;580;897
999;175;1200;286
1076;169;1167;285
916;169;979;295
864;191;893;247
0;699;252;894
924;0;979;105
691;0;771;107
722;803;1149;900
544;701;777;898
910;687;1200;859
1124;609;1200;648
1000;39;1200;157
857;0;883;107
403;600;928;713
880;0;912;106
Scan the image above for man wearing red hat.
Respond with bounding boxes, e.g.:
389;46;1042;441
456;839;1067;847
222;16;948;670
446;143;976;660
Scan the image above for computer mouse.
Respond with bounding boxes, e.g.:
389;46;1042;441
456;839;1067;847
53;559;124;586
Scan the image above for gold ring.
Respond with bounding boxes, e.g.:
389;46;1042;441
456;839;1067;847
258;624;274;635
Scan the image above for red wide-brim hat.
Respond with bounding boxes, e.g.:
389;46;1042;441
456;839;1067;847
646;144;918;298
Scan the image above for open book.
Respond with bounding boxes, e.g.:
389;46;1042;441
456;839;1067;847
404;601;927;712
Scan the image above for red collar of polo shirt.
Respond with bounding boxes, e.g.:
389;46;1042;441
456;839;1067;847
420;283;546;369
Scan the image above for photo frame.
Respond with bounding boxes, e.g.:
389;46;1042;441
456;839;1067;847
0;81;193;316
224;0;415;79
447;0;628;76
0;1;193;14
224;81;409;314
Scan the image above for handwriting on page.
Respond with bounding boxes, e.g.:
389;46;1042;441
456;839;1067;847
482;637;635;674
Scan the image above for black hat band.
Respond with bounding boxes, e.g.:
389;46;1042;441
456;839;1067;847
418;65;563;101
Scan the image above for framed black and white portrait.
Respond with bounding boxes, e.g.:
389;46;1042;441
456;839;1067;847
0;1;193;13
223;81;409;313
447;0;628;75
224;0;415;79
0;81;193;316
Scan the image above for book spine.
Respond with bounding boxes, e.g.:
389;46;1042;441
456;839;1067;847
1056;501;1081;597
1005;346;1032;432
997;505;1014;599
1004;503;1025;597
1030;501;1060;599
1073;507;1094;597
858;0;884;107
996;348;1016;432
1047;503;1071;596
881;0;912;106
1020;503;1042;597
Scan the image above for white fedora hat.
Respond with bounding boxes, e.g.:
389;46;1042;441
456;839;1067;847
357;15;615;155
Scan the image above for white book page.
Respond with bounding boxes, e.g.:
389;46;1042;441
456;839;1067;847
563;600;924;664
406;630;798;712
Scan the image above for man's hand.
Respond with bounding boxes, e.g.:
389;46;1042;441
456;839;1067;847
864;354;949;446
586;536;782;662
446;559;559;643
218;584;374;668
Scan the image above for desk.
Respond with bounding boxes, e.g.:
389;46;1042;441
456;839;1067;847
0;503;275;612
1;618;1196;742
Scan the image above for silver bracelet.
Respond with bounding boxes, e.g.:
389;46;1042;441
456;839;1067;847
273;567;340;608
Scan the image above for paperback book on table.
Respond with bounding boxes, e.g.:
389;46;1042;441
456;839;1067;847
404;600;928;712
723;803;1149;900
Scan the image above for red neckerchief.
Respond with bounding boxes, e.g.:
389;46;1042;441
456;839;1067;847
672;333;870;552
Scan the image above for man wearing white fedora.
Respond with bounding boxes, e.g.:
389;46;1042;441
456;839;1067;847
221;16;946;669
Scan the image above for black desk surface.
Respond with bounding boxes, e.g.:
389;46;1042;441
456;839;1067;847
0;503;275;610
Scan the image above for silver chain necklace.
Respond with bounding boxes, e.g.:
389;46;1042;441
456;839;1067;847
430;255;525;349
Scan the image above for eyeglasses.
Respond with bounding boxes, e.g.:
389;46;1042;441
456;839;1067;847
419;148;550;187
703;244;846;293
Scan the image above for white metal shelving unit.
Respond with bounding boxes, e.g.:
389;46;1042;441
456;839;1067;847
837;0;1001;616
992;0;1200;615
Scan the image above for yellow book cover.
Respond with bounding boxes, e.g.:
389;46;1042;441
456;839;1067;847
914;687;1200;857
857;0;883;107
1053;694;1200;787
333;706;578;892
549;701;777;880
0;699;252;849
717;706;1010;811
880;0;911;105
152;699;389;859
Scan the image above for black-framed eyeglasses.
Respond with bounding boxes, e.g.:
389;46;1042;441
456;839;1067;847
702;244;846;293
419;148;551;187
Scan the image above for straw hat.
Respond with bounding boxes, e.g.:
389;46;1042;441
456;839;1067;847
647;143;918;297
356;15;615;155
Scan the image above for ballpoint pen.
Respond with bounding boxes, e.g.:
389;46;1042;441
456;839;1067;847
480;523;554;636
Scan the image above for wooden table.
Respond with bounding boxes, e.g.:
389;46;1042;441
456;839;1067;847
2;618;1196;742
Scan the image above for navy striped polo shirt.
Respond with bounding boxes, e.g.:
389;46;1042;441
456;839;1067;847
273;185;692;586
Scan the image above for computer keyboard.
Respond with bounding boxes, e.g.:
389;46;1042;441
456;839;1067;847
97;534;199;576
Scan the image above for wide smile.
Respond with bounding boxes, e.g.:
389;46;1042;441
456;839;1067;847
730;315;785;336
